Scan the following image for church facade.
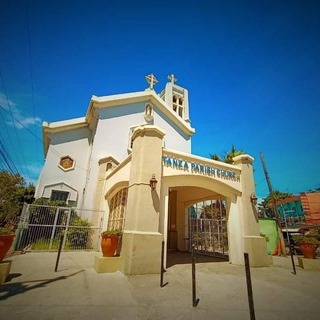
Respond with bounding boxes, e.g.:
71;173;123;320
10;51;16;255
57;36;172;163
35;74;271;274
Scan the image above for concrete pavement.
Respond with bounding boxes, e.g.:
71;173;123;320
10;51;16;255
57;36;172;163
1;251;320;320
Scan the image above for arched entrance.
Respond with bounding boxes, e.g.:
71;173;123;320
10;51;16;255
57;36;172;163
103;134;271;274
163;181;232;267
160;151;272;271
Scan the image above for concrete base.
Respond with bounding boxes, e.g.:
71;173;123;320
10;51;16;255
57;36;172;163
298;257;320;270
122;232;162;275
94;256;123;273
0;260;12;284
265;254;273;265
244;236;272;267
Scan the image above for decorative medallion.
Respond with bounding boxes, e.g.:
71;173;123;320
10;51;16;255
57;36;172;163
59;156;75;171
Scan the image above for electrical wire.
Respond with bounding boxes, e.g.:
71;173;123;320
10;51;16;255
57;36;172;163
0;74;30;178
0;138;19;174
0;103;87;172
25;0;40;172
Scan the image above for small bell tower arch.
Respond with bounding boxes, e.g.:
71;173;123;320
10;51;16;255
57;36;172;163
159;74;191;124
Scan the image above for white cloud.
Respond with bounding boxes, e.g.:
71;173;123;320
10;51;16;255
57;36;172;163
0;92;42;129
14;116;42;129
0;93;16;110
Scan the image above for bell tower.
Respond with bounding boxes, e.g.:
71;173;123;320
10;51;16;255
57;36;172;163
159;74;191;124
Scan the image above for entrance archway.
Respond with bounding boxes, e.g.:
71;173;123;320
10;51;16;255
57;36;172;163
165;183;230;267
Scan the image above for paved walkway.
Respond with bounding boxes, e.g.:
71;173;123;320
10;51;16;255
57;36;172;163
1;251;320;320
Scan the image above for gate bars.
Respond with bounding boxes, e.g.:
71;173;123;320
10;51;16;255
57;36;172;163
15;203;104;252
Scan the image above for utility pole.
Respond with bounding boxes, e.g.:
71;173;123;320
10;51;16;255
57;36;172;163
260;152;285;255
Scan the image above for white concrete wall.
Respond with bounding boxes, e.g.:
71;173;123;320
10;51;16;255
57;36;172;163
93;102;190;160
37;98;192;211
82;101;191;210
153;109;191;153
35;127;91;207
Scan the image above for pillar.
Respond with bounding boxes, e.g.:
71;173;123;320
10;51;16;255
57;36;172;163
121;125;165;274
233;154;271;267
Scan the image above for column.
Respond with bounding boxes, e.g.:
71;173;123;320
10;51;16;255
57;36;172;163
233;154;271;267
122;125;165;274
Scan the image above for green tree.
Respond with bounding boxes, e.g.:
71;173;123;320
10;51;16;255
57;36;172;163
0;170;35;227
259;190;293;217
210;145;245;164
210;154;222;161
261;190;293;207
224;145;246;164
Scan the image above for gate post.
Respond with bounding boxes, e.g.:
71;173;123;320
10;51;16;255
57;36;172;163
121;126;165;275
233;155;271;267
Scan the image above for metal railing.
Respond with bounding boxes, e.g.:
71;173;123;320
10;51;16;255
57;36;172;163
14;204;104;252
188;217;228;257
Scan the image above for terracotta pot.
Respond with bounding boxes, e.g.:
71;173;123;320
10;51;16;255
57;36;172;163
101;235;120;257
0;234;15;262
299;243;317;259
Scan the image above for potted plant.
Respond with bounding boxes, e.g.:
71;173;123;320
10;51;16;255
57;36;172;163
0;225;15;262
100;229;123;257
292;228;320;259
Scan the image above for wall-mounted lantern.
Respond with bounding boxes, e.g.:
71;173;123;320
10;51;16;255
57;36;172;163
150;174;158;190
250;193;258;205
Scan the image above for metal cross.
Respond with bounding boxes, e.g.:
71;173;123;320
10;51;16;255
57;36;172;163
167;74;177;84
145;73;158;90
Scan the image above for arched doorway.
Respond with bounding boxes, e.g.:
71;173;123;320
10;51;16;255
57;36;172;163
165;184;230;266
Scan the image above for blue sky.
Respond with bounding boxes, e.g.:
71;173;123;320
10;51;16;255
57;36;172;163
0;0;319;198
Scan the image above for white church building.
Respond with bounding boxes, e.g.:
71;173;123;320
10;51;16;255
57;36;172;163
35;74;271;274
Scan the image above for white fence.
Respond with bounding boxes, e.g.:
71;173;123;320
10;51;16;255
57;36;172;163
14;204;104;252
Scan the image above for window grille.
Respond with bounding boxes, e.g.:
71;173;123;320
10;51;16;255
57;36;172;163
172;94;184;118
107;188;128;231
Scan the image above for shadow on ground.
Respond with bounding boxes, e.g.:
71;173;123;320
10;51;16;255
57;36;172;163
166;251;228;268
0;270;84;301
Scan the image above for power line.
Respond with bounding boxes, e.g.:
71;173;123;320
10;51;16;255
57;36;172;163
25;0;40;172
0;74;30;178
0;104;42;143
0;103;87;172
0;112;18;175
0;138;19;175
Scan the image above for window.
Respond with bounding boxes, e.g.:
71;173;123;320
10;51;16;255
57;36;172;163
51;190;69;202
172;94;184;118
107;188;128;231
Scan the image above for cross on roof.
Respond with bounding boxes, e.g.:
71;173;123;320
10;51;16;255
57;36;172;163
145;73;158;90
167;74;177;84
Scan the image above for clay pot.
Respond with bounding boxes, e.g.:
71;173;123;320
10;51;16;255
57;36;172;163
101;235;120;257
300;243;317;259
0;234;15;262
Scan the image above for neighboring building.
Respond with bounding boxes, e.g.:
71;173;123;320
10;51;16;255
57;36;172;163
273;192;320;226
276;196;304;225
35;74;271;274
300;192;320;225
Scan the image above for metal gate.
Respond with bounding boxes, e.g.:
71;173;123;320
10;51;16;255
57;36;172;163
187;199;228;258
15;203;104;252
